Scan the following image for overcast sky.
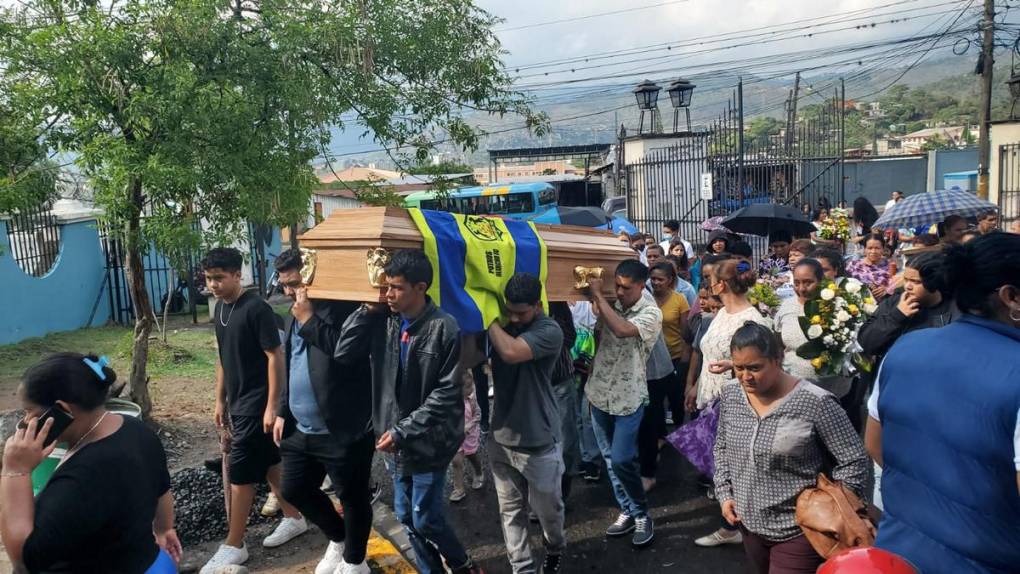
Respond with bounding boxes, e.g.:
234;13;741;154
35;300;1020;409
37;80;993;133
480;0;985;89
4;0;1007;156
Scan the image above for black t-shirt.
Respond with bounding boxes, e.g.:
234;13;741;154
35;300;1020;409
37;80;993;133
23;416;171;573
215;290;282;416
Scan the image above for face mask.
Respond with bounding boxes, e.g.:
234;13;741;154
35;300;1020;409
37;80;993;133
663;234;673;241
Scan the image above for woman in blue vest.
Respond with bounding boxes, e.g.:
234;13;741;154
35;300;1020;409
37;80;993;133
865;232;1020;574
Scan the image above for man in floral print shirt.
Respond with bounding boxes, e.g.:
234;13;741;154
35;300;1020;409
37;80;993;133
584;259;662;548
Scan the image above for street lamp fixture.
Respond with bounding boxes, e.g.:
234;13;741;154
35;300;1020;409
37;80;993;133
633;80;662;134
667;78;696;132
634;79;661;110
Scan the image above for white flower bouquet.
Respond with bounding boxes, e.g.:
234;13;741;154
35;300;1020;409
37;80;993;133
796;277;877;376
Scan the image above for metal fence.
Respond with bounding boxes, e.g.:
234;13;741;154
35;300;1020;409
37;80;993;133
101;219;273;325
624;80;845;255
3;203;61;277
998;143;1020;230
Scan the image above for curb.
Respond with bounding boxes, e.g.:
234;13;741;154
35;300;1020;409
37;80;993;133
370;500;417;573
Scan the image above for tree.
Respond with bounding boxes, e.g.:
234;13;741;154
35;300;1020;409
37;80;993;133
409;161;475;175
0;101;56;215
1;0;542;417
921;133;954;152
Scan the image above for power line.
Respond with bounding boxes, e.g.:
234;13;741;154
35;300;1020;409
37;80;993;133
506;0;953;70
494;1;692;33
511;4;967;82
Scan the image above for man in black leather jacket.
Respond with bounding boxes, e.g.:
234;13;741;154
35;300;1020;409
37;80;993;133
332;249;482;574
272;249;375;574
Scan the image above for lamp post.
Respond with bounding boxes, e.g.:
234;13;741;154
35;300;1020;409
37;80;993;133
667;78;696;133
633;80;662;134
1008;71;1020;119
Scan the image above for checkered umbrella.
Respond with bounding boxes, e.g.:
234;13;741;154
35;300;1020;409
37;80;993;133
873;189;997;230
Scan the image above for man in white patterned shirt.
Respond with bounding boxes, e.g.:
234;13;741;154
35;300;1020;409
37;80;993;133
584;259;662;548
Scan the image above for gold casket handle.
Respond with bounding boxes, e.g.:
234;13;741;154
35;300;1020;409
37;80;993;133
299;248;318;286
573;266;604;290
366;248;393;288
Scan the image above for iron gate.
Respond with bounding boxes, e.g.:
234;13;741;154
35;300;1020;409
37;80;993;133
102;220;274;325
3;202;61;277
998;143;1020;230
624;80;845;253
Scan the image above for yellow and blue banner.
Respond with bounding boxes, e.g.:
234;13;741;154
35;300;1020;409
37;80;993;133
408;208;548;333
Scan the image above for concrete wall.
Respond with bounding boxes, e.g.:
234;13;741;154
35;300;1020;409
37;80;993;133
990;121;1020;211
0;218;111;345
843;156;927;208
929;148;979;192
843;148;978;208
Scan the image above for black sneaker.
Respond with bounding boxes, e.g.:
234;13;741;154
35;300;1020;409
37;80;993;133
632;516;654;547
581;463;601;483
605;513;635;537
541;553;561;574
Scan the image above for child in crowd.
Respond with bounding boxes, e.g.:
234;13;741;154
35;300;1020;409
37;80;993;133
449;369;485;503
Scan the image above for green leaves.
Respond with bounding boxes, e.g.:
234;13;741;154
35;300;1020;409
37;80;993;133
2;0;536;252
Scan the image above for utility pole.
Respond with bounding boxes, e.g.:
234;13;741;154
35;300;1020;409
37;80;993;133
786;72;801;152
737;78;746;205
977;0;995;199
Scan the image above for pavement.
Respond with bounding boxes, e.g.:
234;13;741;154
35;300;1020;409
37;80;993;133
371;434;748;574
0;434;748;574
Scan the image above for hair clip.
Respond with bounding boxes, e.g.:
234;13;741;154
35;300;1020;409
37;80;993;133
736;261;751;273
83;356;109;381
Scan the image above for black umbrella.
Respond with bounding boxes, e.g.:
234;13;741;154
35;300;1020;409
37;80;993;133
721;204;817;237
533;206;612;227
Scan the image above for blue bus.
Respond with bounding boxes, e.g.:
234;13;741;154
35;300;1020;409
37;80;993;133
403;182;556;220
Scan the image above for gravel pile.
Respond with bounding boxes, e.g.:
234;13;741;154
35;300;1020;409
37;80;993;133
172;467;272;546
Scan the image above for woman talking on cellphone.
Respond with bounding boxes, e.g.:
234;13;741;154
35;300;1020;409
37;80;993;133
1;353;180;573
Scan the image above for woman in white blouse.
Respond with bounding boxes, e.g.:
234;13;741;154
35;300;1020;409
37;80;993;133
692;257;772;549
774;259;851;398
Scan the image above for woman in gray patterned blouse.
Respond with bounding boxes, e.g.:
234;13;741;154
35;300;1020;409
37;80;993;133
714;322;871;574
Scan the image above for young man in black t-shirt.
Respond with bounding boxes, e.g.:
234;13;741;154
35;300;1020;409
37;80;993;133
200;248;307;574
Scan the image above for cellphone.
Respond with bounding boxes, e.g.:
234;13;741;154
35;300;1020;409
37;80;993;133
17;407;75;447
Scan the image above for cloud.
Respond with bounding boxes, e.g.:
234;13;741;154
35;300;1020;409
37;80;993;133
478;0;965;84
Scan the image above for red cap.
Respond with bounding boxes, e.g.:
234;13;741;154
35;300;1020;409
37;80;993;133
818;548;918;574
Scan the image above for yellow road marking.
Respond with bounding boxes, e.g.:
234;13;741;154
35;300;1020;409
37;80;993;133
366;529;416;574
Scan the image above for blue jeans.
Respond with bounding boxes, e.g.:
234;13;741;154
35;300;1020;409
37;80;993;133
590;404;649;519
577;389;601;465
386;458;470;574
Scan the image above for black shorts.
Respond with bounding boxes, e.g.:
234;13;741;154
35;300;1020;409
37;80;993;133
227;415;281;485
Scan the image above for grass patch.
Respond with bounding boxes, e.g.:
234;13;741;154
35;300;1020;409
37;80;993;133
0;321;219;387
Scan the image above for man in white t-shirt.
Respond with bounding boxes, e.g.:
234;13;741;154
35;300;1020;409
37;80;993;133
883;190;903;212
659;219;694;259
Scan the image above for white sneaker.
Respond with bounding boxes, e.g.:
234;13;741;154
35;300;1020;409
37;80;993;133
200;544;249;574
335;559;371;574
694;528;743;547
315;541;345;574
261;492;281;516
262;516;309;548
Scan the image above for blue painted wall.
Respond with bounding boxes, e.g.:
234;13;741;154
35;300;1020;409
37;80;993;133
0;219;111;345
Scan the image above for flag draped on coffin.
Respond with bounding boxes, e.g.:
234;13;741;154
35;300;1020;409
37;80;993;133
408;209;549;333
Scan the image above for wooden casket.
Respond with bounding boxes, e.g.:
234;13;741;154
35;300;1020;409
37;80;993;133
297;207;637;302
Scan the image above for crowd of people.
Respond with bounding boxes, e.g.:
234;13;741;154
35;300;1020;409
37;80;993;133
2;194;1019;574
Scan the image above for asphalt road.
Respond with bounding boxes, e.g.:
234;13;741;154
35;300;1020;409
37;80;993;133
372;437;749;574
